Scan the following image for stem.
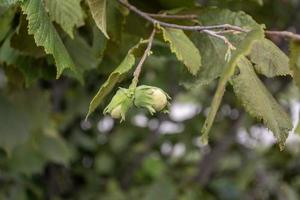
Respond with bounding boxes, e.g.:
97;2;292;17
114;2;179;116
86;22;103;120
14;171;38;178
117;0;246;33
202;30;236;50
148;13;198;20
266;30;300;41
117;0;300;41
131;29;156;88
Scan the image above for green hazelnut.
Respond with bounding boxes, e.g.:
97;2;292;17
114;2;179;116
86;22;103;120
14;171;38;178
110;105;122;119
151;88;168;111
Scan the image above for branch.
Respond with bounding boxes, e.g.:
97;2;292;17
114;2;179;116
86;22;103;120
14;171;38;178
148;13;198;20
117;0;246;33
118;0;300;42
202;30;236;61
266;30;300;41
131;28;156;87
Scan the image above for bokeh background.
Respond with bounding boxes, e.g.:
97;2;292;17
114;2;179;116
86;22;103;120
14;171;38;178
1;0;300;199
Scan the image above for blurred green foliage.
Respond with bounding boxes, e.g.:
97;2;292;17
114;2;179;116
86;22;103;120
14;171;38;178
0;0;300;199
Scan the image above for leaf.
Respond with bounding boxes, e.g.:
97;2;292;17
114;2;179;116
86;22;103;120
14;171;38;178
232;57;292;150
86;41;143;119
251;0;263;5
0;33;18;65
87;0;109;39
0;95;29;154
160;27;201;75
289;40;300;88
0;0;23;6
157;0;195;9
183;8;263;86
0;34;55;86
295;120;300;135
200;29;264;144
144;178;176;200
45;0;84;38
38;134;72;166
8;132;72;175
105;0;125;42
11;15;45;58
21;0;82;80
8;141;46;175
0;6;15;42
249;38;291;77
65;33;100;73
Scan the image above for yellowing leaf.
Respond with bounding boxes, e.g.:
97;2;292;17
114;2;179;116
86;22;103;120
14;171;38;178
87;0;109;39
86;42;144;119
21;0;81;80
45;0;84;38
160;27;201;75
289;40;300;88
250;38;291;77
232;57;292;150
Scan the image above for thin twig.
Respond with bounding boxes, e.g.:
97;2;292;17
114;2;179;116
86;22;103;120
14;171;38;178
202;30;236;50
118;0;300;42
131;29;156;87
203;30;236;62
148;13;198;20
214;30;241;35
117;0;246;33
266;30;300;41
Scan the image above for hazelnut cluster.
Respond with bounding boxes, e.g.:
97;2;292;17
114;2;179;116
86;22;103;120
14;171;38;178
104;85;170;121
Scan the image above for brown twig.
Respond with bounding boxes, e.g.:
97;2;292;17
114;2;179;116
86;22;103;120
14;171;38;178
118;0;300;42
148;13;198;20
131;28;156;87
266;30;300;41
117;0;246;33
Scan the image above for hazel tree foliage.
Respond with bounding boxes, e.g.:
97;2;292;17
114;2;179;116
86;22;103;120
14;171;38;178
1;0;300;199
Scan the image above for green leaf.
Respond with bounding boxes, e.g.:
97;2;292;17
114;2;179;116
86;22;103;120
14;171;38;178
8;133;72;174
45;0;84;38
65;33;100;73
249;38;291;77
200;29;264;144
87;0;109;39
8;141;46;175
295;120;300;135
0;34;55;87
289;40;300;88
0;33;18;65
184;8;263;86
160;27;201;75
157;0;195;9
86;41;143;119
0;95;29;154
38;134;72;166
11;15;45;58
232;57;292;150
21;0;82;80
0;6;15;42
144;178;176;200
0;0;23;6
95;153;114;174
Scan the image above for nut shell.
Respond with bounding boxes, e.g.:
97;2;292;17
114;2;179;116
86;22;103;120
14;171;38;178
151;88;168;111
110;105;122;119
